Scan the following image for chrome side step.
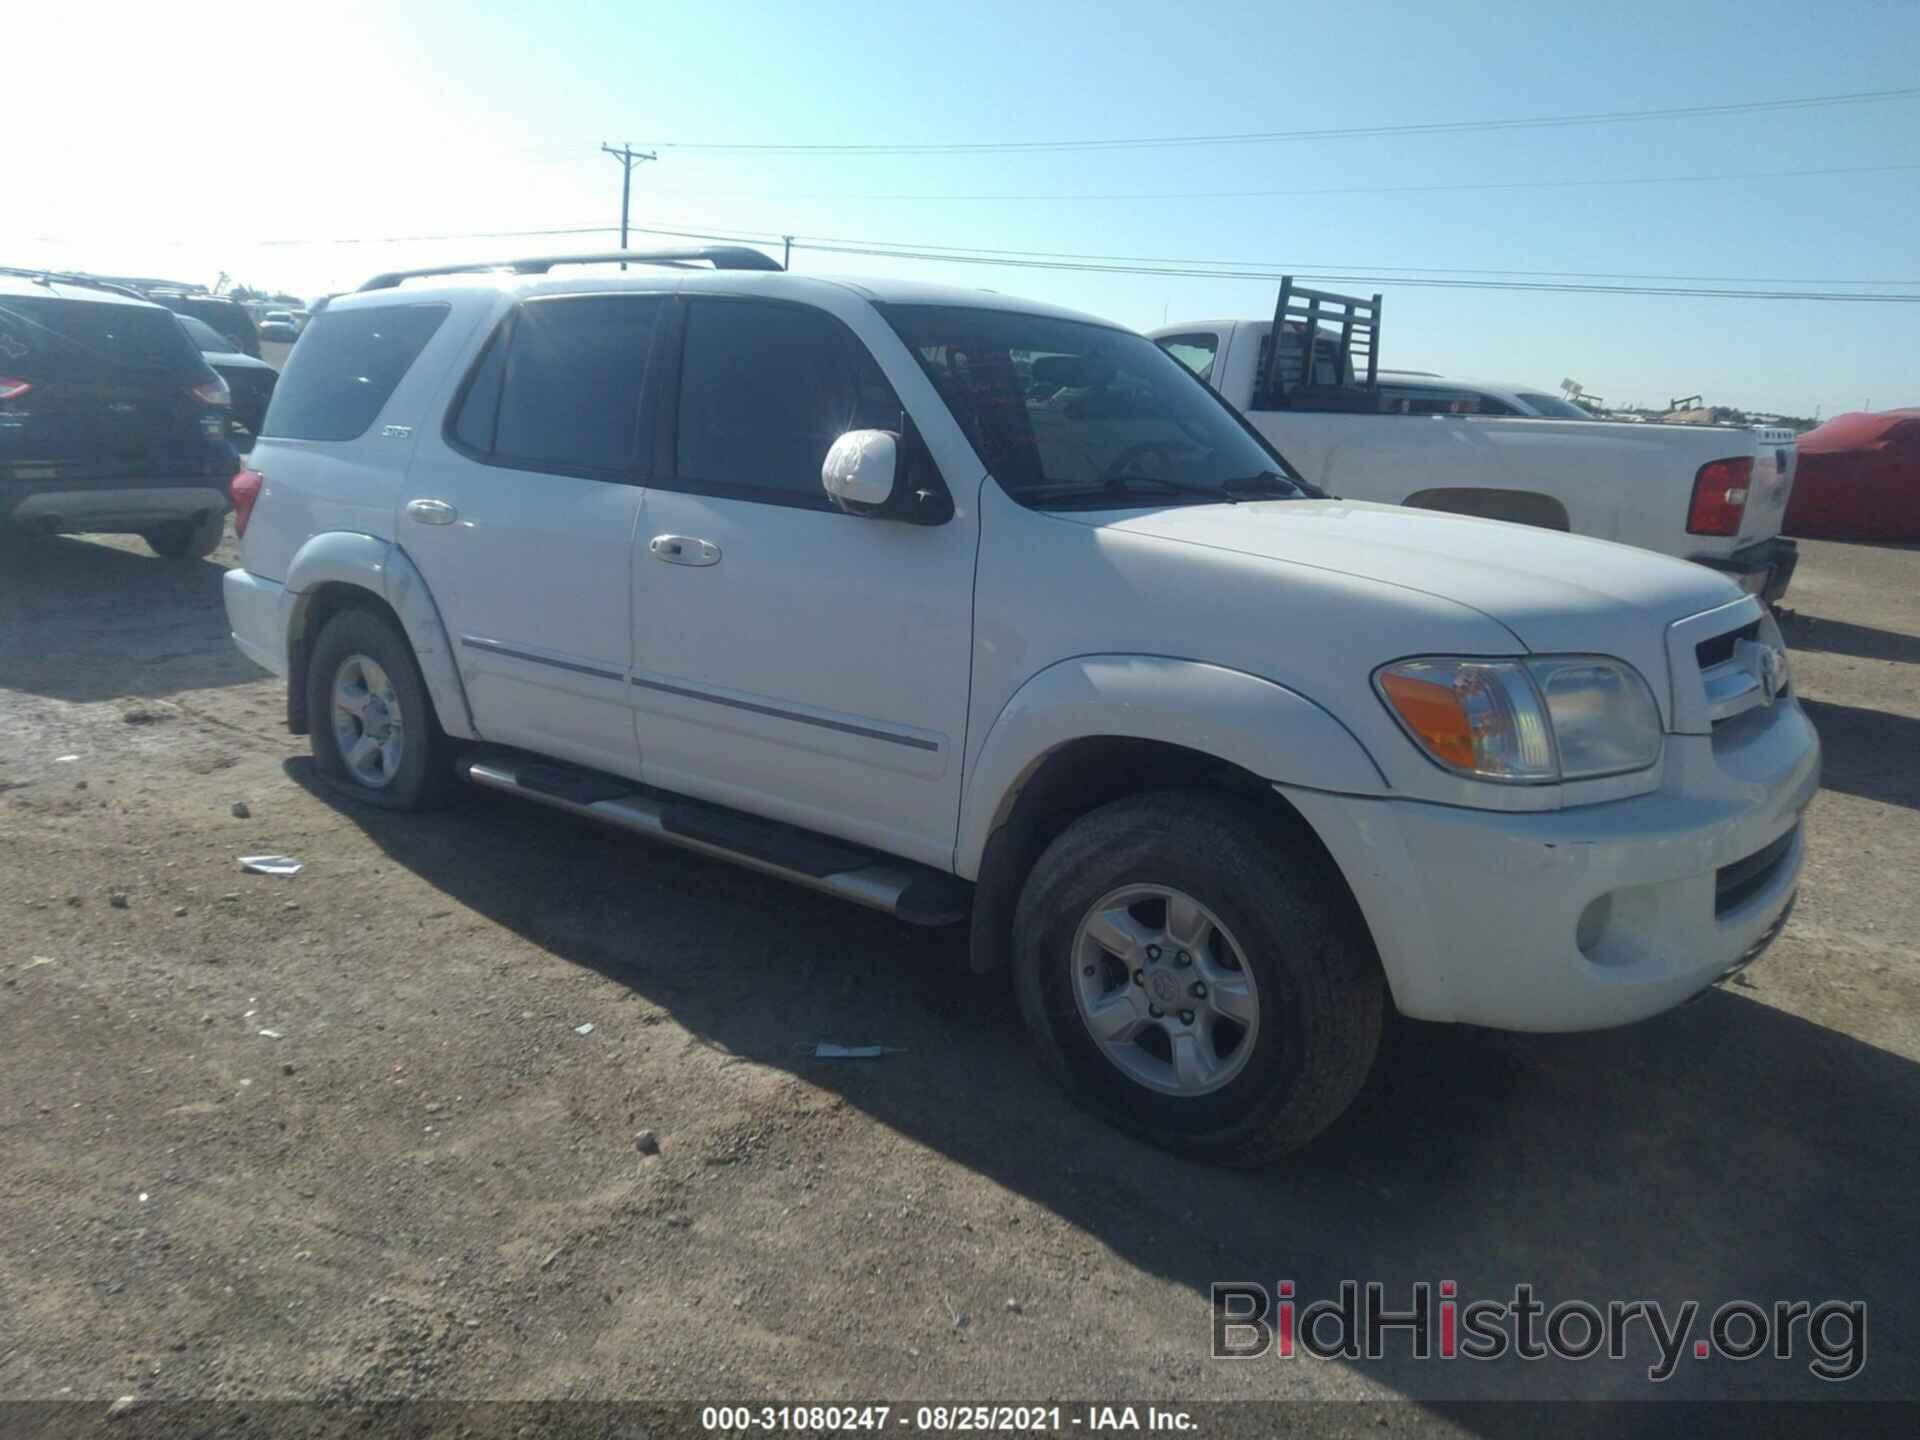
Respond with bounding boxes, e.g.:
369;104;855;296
459;753;969;927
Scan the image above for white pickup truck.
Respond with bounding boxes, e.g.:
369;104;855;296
224;251;1818;1165
1152;281;1799;603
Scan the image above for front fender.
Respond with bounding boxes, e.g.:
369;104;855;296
283;532;477;741
954;655;1387;878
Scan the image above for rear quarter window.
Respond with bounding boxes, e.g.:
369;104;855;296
262;304;449;441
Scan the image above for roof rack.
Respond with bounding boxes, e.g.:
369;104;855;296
357;246;783;292
1251;277;1382;411
0;265;150;301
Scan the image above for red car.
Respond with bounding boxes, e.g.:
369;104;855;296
1784;409;1920;542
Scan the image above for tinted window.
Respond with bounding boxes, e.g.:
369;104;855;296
490;295;661;472
1156;333;1218;383
880;304;1303;509
0;296;208;383
175;314;229;352
676;299;903;506
450;326;508;455
154;297;260;355
1383;387;1485;416
262;304;449;441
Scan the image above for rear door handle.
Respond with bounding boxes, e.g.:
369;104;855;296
405;498;458;526
649;535;720;566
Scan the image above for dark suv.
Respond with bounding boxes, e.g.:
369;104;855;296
145;292;262;358
1;273;239;558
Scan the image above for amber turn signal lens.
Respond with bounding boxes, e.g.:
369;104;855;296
1376;670;1478;770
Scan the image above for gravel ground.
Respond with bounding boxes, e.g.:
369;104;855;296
1;526;1916;1415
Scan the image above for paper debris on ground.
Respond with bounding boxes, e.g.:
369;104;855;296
238;855;303;876
801;1043;907;1059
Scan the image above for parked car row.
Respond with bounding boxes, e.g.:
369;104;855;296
215;247;1816;1165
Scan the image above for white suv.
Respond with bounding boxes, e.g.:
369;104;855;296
222;248;1818;1165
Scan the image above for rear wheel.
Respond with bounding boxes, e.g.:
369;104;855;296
143;511;225;559
1012;790;1384;1166
305;607;455;811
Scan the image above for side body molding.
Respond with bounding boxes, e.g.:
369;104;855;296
954;655;1388;878
283;532;479;741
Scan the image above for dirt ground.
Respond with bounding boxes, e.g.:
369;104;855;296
2;527;1916;1414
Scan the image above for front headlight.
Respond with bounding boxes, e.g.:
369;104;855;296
1374;655;1662;784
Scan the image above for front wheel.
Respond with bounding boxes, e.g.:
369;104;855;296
143;511;225;559
1012;790;1384;1167
305;607;455;811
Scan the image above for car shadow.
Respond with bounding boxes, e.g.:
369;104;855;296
1800;699;1920;812
0;533;258;702
290;759;1917;1406
1782;612;1920;667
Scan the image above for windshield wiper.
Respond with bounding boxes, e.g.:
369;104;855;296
1222;469;1309;499
1023;474;1236;508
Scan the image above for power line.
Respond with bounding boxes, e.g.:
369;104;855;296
612;223;1920;302
636;85;1920;155
644;160;1920;205
241;218;1920;288
255;224;618;247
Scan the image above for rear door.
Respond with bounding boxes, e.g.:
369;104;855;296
401;289;670;778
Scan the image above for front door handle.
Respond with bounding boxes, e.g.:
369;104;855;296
405;498;458;526
649;535;720;566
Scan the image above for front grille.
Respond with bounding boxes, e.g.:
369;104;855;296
1696;619;1760;672
1716;827;1796;916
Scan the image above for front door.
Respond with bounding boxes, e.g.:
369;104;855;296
630;295;976;869
401;291;669;778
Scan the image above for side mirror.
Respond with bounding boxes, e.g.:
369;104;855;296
822;430;898;515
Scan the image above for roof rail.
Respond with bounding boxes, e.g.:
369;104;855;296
356;246;783;292
0;265;150;301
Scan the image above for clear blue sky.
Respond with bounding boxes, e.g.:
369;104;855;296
11;0;1917;416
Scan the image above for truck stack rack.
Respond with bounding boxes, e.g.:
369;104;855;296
1251;277;1382;411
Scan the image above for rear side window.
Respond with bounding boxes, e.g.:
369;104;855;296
487;295;663;472
263;304;449;441
1155;333;1219;383
0;297;207;383
675;298;902;507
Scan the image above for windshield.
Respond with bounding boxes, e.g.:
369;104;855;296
878;303;1306;509
1516;391;1596;419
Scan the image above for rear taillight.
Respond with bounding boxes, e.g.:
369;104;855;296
1687;457;1753;536
0;376;30;402
230;468;264;537
192;376;232;406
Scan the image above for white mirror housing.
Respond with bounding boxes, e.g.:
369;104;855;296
822;430;898;512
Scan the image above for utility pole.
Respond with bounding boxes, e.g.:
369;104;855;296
600;143;657;262
782;235;793;271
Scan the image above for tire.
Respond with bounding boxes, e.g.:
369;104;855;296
304;607;456;811
143;511;225;559
1011;789;1384;1167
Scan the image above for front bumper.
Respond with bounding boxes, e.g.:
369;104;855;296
1282;698;1820;1031
1692;536;1798;606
